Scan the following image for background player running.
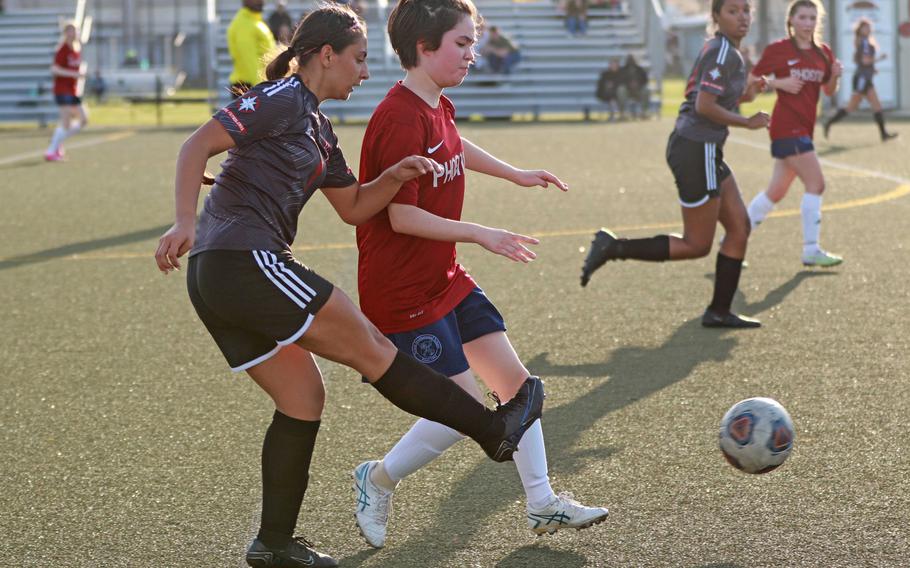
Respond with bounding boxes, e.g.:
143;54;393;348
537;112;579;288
746;0;844;268
581;0;768;329
154;7;542;567
45;23;88;162
822;17;897;142
351;0;607;549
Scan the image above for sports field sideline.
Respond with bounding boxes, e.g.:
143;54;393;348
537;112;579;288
1;117;908;567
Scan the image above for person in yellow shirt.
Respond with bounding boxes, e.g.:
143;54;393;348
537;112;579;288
227;0;276;94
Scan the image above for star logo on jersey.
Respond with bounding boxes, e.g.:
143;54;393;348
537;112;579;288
708;67;722;81
237;95;258;113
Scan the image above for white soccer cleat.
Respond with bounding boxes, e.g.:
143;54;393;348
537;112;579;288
802;249;843;267
352;461;393;548
527;492;609;535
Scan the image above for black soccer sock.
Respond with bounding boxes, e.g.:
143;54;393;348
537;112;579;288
371;351;498;443
257;411;320;548
708;253;743;314
873;111;887;137
614;235;670;261
826;108;848;127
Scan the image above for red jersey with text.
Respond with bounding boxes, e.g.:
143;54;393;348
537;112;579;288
751;39;832;140
53;43;81;96
356;83;477;333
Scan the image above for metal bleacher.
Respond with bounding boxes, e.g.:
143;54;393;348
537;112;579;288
215;0;656;122
0;9;71;125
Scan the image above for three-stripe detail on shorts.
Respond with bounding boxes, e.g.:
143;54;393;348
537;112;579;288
251;250;318;309
704;142;717;191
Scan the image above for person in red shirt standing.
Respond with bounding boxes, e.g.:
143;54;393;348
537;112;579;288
352;0;608;548
45;23;88;162
746;0;844;267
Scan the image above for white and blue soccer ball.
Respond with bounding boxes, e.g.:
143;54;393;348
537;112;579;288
719;397;795;474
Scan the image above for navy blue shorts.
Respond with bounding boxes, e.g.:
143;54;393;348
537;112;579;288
54;94;82;105
771;136;814;159
386;288;507;377
852;71;874;95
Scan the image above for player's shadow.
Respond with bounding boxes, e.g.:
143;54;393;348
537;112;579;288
0;224;170;271
703;269;838;318
363;269;824;566
816;141;879;157
496;545;587;567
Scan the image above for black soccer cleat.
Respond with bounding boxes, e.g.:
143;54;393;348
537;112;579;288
481;376;545;462
580;229;618;287
882;131;899;142
701;309;761;329
246;536;338;568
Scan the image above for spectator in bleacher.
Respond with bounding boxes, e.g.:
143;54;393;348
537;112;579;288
482;26;521;74
45;23;88;162
562;0;588;37
228;0;276;95
595;58;624;120
89;70;107;103
267;0;295;44
621;54;650;118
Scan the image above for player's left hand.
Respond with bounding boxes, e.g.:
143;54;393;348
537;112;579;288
831;59;844;78
511;169;569;191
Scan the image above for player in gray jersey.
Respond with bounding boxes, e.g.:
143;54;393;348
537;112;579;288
823;17;897;142
154;6;544;567
581;0;770;328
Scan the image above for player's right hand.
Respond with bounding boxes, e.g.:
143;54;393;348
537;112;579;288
746;111;770;130
477;227;539;263
155;222;194;274
388;155;443;183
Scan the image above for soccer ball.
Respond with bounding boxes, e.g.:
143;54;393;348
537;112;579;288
719;397;795;474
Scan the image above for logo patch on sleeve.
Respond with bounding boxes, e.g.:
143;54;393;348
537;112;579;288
237;95;259;113
708;67;722;81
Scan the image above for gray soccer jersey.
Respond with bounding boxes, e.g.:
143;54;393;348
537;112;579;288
191;77;357;256
674;33;746;145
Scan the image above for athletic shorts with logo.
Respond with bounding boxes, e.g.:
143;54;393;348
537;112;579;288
665;129;732;208
187;249;333;372
771;136;814;159
385;288;506;378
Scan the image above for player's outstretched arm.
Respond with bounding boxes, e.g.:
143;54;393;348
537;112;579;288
321;156;442;226
461;138;568;191
155;119;234;275
387;204;539;263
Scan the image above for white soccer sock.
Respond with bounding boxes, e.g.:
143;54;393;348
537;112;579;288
801;193;823;255
382;418;465;482
747;191;776;229
513;419;555;511
47;126;67;154
66;122;82;137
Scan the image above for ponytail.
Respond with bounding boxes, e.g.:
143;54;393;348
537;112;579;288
265;47;298;81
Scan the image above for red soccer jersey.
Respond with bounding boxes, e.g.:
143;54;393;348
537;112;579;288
53;43;81;96
751;38;832;140
356;83;477;333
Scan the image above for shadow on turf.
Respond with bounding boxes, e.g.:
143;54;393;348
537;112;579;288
0;224;170;271
360;270;830;565
703;269;838;318
496;545;587;567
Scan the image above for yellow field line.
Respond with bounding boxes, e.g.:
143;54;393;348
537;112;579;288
4;183;906;264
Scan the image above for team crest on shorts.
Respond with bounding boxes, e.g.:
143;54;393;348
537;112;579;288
412;334;443;364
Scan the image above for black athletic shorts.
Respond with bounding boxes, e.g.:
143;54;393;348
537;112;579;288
665;130;732;208
187;249;334;372
852;71;874;95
